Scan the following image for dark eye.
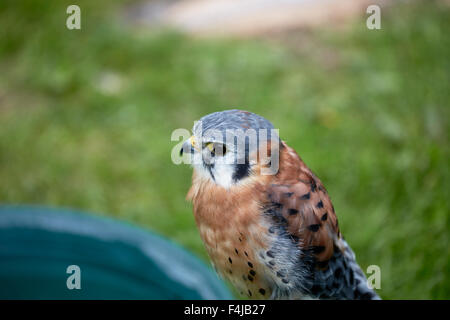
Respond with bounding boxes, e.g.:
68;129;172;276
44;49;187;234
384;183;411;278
206;142;226;156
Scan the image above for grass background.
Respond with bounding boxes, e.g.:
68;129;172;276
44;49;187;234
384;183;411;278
0;0;448;299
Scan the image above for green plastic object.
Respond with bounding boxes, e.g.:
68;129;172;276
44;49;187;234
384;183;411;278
0;205;232;300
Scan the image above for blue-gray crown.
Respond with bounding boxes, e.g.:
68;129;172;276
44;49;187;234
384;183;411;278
193;109;279;145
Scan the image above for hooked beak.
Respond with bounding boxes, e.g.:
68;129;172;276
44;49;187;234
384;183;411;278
180;136;197;156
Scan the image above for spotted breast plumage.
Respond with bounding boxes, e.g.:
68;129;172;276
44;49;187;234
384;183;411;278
180;109;380;300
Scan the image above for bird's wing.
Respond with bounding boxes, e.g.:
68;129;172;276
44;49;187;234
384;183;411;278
262;144;378;299
266;171;340;269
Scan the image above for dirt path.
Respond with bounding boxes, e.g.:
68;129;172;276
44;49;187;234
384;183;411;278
127;0;390;37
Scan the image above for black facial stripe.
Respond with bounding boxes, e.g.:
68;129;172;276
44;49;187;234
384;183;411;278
204;163;215;181
232;163;250;182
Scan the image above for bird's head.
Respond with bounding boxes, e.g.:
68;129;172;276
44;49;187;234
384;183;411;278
181;109;281;189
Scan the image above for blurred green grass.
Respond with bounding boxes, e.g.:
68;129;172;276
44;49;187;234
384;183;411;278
0;0;449;299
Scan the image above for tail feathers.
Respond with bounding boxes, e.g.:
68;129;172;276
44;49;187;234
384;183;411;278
342;241;380;300
308;239;380;300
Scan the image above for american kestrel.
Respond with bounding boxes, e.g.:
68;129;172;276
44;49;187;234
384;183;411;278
181;109;379;300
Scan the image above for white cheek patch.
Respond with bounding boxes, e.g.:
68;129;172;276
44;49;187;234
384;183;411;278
191;149;244;189
211;164;235;189
210;151;242;188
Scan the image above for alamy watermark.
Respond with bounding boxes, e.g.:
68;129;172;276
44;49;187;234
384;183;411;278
66;265;81;290
66;5;81;30
366;5;381;30
367;264;381;290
